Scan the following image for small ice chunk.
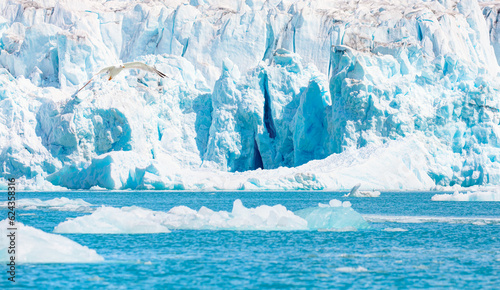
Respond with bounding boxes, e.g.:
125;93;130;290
329;199;342;207
318;203;330;208
342;201;352;208
335;266;368;273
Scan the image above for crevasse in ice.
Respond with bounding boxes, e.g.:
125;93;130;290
0;0;499;190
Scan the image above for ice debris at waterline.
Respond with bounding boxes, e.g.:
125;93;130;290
1;0;500;191
431;188;500;201
55;199;369;233
345;184;381;197
362;215;500;225
0;220;104;263
0;197;93;212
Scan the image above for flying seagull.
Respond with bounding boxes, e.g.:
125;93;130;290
76;62;168;94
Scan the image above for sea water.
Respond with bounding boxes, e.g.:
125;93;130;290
1;191;499;288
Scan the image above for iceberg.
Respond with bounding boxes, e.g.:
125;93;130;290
296;199;370;230
0;0;499;190
431;187;500;201
54;199;369;233
0;219;104;263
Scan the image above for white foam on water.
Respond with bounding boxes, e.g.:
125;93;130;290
335;266;368;273
363;215;500;225
0;219;104;263
0;197;93;212
55;199;370;233
318;227;358;232
432;188;500;201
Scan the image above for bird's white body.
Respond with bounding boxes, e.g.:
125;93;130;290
101;65;126;80
76;62;167;93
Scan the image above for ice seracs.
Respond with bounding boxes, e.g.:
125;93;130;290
0;0;499;191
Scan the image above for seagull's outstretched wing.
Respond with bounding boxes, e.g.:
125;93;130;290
123;62;168;78
345;183;361;197
75;66;113;94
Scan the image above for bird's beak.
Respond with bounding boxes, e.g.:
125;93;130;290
121;65;125;68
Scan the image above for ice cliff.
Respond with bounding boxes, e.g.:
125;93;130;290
0;0;499;190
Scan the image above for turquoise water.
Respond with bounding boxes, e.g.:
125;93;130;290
1;191;500;289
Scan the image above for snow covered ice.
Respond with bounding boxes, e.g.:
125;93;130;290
0;0;499;190
54;199;369;233
0;219;104;263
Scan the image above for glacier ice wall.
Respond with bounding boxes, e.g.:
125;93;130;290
0;0;499;190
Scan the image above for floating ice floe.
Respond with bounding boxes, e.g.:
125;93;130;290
0;219;104;263
0;197;93;212
54;206;171;234
431;188;500;201
55;199;369;233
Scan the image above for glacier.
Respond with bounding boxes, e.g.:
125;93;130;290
0;219;104;263
0;0;499;190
